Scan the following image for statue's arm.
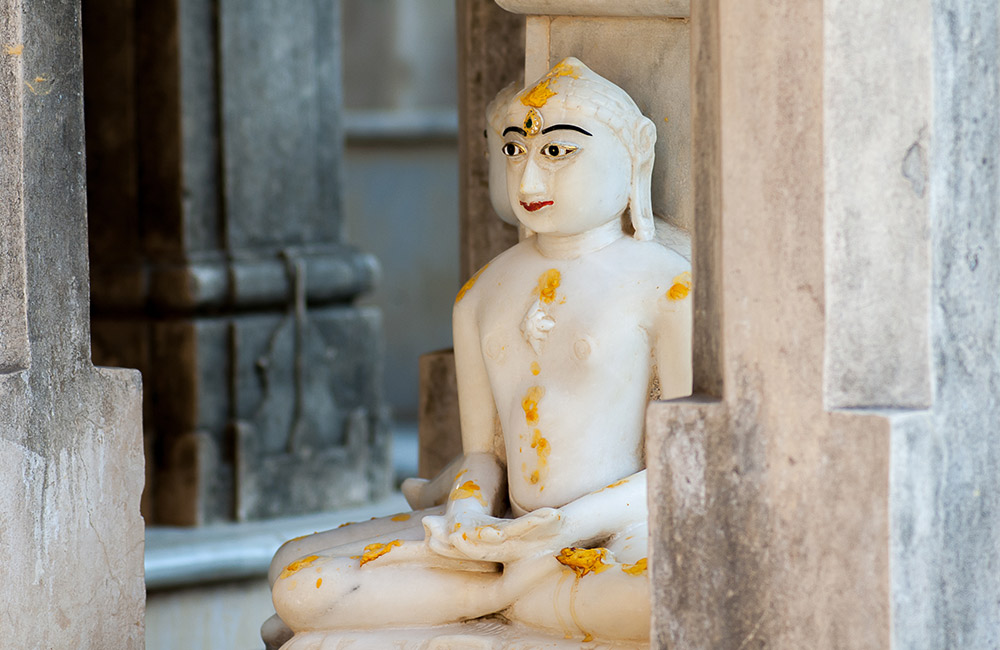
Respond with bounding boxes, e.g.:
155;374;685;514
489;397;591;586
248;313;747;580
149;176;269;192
421;291;510;557
452;294;499;457
654;280;693;400
554;469;647;544
443;470;646;563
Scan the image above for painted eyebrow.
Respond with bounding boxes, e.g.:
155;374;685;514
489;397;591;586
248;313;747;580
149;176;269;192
540;124;593;136
502;126;527;136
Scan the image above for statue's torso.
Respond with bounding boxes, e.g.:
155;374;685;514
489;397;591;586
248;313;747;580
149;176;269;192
465;235;687;512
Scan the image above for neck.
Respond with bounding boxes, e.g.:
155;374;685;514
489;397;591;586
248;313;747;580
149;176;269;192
533;218;625;259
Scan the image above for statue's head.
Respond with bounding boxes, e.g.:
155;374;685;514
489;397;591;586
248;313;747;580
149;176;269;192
485;57;656;240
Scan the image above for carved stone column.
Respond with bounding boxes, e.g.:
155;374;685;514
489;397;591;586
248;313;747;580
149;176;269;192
1;0;144;644
84;0;391;524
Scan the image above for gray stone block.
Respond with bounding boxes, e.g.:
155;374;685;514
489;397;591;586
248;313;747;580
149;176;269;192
1;0;144;644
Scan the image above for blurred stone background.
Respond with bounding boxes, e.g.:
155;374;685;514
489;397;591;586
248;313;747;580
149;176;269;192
341;0;459;421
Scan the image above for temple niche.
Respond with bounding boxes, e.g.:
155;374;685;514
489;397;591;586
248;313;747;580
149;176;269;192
263;56;691;648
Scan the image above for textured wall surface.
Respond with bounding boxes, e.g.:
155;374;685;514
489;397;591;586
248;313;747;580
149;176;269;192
890;3;1000;647
0;0;145;645
648;1;891;647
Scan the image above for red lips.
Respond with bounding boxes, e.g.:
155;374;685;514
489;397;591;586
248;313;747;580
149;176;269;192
520;200;554;212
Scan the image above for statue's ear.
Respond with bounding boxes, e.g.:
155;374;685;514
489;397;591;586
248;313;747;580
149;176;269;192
629;118;657;241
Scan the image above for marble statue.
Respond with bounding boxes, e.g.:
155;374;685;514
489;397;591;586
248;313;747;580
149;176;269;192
262;57;692;649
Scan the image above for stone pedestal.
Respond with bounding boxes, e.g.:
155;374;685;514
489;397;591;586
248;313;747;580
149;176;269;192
417;349;462;479
1;0;144;645
83;0;391;524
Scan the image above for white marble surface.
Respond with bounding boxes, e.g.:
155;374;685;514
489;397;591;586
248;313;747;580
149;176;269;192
146;493;410;589
280;620;648;650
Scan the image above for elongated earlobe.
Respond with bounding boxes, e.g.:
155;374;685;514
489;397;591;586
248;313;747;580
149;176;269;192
629;118;657;241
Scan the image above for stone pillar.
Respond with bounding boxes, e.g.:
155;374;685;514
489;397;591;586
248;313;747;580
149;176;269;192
456;0;524;280
648;0;1000;648
0;0;144;645
84;0;391;524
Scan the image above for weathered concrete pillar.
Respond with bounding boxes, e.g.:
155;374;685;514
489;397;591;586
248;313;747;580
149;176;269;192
648;0;1000;647
83;0;391;524
0;0;144;645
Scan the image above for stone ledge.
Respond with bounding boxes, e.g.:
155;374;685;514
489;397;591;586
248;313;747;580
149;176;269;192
496;0;689;18
145;492;410;590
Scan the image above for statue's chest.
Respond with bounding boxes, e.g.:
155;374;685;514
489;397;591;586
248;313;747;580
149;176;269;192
478;272;651;371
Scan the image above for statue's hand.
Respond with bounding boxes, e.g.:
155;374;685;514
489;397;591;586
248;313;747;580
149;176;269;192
447;508;565;563
422;511;507;560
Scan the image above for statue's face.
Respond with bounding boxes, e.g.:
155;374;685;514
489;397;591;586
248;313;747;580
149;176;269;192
500;103;632;236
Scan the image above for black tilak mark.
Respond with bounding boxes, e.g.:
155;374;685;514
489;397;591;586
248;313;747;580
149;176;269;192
541;124;593;136
503;126;528;136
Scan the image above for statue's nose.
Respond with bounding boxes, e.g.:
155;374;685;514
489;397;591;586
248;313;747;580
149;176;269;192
519;155;546;198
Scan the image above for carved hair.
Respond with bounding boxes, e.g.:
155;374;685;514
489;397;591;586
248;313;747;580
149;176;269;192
488;57;657;241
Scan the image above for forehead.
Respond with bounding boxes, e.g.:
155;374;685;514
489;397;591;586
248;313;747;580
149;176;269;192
501;102;604;138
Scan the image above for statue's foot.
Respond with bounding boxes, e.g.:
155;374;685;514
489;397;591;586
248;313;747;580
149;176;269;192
261;613;293;650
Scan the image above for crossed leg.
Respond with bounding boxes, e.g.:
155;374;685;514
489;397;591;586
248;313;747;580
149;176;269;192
266;509;649;645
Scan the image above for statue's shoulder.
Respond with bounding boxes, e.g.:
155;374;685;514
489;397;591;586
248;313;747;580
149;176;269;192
453;241;532;313
614;236;690;277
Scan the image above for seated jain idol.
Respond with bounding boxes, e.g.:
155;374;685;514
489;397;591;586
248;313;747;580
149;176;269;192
262;57;692;649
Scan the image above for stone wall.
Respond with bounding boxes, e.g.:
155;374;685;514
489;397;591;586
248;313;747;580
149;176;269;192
0;0;144;645
648;0;1000;647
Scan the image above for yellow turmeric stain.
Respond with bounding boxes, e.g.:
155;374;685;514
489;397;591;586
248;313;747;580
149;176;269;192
450;480;487;506
24;74;54;95
520;60;579;108
604;478;629;490
455;264;489;304
337;521;355;528
530;361;541;376
390;513;411;522
357;540;402;567
454;469;468;482
453;522;462;532
521;385;544;425
5;44;23;56
667;271;692;301
530;470;540;484
535;269;561;304
315;578;323;588
555;547;611;578
622;558;648;576
279;555;319;580
531;429;550;467
287;533;309;543
583;633;594;642
521;81;556;108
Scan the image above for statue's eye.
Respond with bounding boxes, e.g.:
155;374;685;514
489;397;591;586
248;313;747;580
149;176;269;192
502;142;525;157
540;143;578;158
